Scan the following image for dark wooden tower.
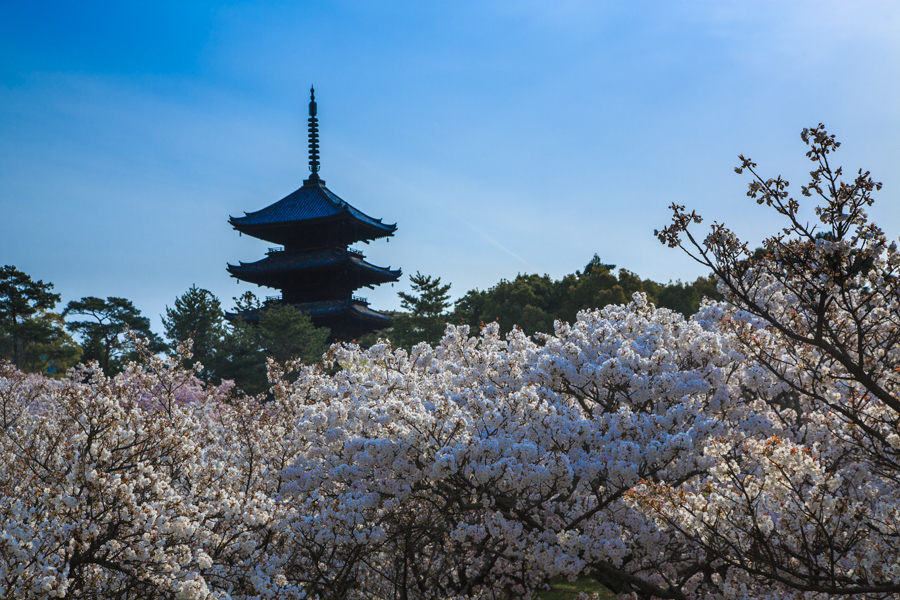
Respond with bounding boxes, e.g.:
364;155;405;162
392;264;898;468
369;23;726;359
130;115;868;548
227;88;400;340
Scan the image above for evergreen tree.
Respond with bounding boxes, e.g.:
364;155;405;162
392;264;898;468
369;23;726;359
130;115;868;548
15;311;82;374
452;273;557;337
217;293;330;395
451;288;487;332
233;291;262;312
216;321;265;395
0;265;81;373
559;257;646;325
256;304;330;366
391;272;451;349
65;296;165;375
162;285;225;380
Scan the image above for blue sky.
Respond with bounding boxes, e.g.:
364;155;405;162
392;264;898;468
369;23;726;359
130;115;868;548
2;1;899;335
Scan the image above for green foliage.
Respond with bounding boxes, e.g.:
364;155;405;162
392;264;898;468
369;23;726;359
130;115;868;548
233;290;262;312
0;265;80;373
558;259;645;325
380;257;722;349
160;288;331;394
451;288;487;331
452;255;722;338
647;275;719;318
217;295;330;395
466;273;558;336
13;312;82;374
274;256;721;352
390;272;452;350
256;304;330;365
0;266;59;323
214;323;264;394
64;296;165;375
538;576;614;600
398;272;452;318
216;318;267;395
162;285;224;380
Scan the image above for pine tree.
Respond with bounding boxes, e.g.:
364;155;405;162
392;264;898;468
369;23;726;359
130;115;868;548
65;297;165;375
162;286;225;380
391;272;451;349
0;265;80;373
217;294;330;395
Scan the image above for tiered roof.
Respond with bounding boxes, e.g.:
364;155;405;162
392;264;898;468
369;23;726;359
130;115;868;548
227;248;400;289
230;299;393;330
226;87;399;340
229;179;396;247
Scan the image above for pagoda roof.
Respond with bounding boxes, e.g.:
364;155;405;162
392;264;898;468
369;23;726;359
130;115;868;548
227;299;392;326
227;248;401;285
297;299;392;324
229;180;396;240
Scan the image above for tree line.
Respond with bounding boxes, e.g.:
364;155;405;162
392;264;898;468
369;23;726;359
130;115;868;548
384;258;719;349
1;259;718;393
0;278;328;395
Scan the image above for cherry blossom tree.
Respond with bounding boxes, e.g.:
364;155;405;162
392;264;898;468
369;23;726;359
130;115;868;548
0;345;300;599
265;296;750;599
645;124;900;597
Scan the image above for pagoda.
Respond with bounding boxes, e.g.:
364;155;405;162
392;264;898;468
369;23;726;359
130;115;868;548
227;88;400;340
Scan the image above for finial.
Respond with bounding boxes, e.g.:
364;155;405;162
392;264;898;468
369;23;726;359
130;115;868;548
306;85;321;182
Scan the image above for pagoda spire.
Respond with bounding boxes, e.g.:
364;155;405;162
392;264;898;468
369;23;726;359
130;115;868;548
306;86;321;184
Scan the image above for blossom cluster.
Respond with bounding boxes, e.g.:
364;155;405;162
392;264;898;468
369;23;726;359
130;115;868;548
2;277;899;598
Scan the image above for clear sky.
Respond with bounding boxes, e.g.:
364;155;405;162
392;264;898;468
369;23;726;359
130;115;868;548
1;1;899;335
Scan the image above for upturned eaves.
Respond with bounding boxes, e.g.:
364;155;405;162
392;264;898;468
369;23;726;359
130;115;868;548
229;181;396;236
